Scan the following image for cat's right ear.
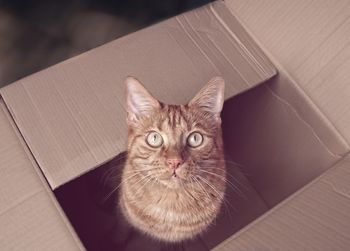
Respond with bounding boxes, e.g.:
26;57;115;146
125;77;160;126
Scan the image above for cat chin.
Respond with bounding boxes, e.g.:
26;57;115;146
157;175;187;189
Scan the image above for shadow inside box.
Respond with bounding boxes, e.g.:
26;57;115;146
54;152;208;251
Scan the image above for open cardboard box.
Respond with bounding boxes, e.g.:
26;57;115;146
1;0;350;250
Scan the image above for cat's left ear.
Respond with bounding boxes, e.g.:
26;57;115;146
125;77;160;126
189;77;225;121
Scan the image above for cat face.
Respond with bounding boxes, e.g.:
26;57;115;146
125;77;225;189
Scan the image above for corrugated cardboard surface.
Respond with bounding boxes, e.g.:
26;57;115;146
213;155;350;251
0;1;276;189
221;77;342;207
0;100;84;250
210;1;350;248
225;0;350;150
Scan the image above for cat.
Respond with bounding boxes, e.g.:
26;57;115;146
119;76;226;243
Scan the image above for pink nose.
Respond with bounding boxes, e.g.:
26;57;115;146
167;159;182;169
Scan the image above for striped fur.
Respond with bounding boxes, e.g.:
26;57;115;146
119;77;226;242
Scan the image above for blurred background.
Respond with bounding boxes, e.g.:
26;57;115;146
0;0;213;88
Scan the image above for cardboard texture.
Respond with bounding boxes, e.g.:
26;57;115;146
210;0;350;249
0;1;275;189
213;156;350;251
0;100;83;250
221;78;341;207
1;0;350;250
225;0;350;153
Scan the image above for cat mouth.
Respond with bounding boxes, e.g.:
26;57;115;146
158;171;186;184
157;172;190;189
164;173;183;182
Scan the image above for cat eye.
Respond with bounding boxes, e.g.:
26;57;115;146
146;131;163;148
187;132;203;148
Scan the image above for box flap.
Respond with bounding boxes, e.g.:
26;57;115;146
0;100;84;250
0;1;276;189
213;155;350;251
225;0;350;151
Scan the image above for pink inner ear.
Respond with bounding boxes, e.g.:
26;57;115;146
125;77;160;122
126;111;138;125
189;77;225;115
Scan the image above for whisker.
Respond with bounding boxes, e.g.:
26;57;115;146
195;175;224;200
196;175;237;213
192;175;224;211
102;172;141;203
131;162;155;166
99;162;126;186
131;175;159;216
224;160;244;167
108;154;128;164
123;167;161;174
101;170;118;187
133;174;154;196
224;172;251;193
200;159;251;177
199;170;246;199
200;169;240;190
192;176;211;201
226;165;251;178
200;166;250;193
104;167;160;183
181;179;201;205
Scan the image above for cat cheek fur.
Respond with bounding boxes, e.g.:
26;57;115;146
119;77;226;242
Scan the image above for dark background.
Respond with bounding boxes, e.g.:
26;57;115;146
0;0;213;88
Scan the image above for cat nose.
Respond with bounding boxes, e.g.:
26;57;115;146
167;159;182;170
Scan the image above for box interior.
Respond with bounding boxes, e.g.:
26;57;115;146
54;76;338;251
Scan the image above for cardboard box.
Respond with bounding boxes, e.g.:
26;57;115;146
1;0;349;250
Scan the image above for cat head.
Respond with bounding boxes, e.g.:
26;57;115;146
125;77;225;189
